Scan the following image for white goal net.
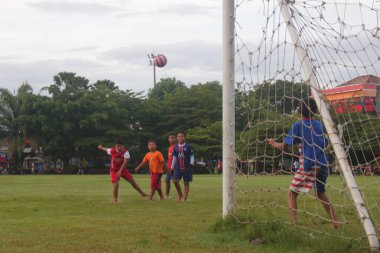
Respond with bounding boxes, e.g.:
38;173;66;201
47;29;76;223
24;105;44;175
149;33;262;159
230;0;380;250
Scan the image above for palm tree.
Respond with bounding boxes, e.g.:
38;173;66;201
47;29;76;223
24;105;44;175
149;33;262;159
0;84;32;167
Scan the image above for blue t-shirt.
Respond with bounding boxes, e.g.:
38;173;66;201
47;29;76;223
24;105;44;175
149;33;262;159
172;143;194;170
284;119;329;171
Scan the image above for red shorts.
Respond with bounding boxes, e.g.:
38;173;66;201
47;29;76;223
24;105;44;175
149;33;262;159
110;169;133;183
150;173;162;191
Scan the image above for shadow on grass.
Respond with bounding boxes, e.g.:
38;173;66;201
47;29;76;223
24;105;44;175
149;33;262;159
195;215;371;253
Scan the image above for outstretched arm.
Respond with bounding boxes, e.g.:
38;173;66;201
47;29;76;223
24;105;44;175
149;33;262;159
97;145;107;152
268;138;288;150
135;161;146;172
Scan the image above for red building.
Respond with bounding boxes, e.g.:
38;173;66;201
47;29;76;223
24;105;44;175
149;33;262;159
322;75;380;114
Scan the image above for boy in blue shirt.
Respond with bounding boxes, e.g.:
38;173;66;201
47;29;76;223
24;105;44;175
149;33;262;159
171;131;195;202
268;98;339;228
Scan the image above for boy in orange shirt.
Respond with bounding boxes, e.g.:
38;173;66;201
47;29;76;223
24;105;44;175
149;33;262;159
135;140;165;200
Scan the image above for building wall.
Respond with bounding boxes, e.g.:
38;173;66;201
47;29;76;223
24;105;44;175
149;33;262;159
322;83;379;114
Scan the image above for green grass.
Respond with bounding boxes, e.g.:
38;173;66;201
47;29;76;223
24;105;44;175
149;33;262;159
0;175;378;253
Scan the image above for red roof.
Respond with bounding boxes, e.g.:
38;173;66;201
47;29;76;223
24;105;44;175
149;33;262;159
339;75;380;86
322;84;376;95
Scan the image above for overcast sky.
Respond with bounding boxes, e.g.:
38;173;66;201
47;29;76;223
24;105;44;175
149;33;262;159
0;0;222;94
1;1;378;95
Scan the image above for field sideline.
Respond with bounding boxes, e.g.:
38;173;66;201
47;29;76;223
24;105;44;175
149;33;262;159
0;174;377;253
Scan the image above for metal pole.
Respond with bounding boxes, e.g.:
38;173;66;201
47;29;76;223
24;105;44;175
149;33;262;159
153;63;157;86
223;0;236;217
278;0;379;251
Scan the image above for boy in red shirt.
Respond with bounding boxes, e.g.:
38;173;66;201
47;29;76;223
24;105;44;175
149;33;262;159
98;138;148;204
165;133;176;199
135;140;165;200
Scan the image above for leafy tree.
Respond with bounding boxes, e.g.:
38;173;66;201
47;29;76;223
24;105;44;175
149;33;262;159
187;121;222;161
25;73;149;167
35;71;91;161
92;79;118;91
148;77;187;100
156;81;222;133
45;72;89;97
0;83;34;167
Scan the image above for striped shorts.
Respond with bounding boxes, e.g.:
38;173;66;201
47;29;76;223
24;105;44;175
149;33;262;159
290;167;319;193
290;166;328;193
291;144;329;193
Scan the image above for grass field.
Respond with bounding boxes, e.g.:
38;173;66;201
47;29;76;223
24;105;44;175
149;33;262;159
0;174;378;253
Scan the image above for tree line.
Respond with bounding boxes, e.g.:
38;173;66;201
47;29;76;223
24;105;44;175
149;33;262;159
1;73;378;172
0;72;223;170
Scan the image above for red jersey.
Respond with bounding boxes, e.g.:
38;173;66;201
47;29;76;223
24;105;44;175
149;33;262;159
107;148;130;171
167;144;175;170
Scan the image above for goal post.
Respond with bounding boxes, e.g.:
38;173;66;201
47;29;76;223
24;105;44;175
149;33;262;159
222;0;236;217
278;1;379;250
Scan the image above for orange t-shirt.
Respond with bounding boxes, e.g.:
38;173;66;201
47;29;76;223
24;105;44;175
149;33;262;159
143;151;164;174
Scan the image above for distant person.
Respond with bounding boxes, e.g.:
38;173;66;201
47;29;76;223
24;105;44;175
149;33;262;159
38;163;43;174
268;98;339;229
207;161;213;174
171;131;195;202
98;138;148;204
165;133;176;199
213;160;218;174
217;159;223;174
31;162;35;175
55;166;64;174
363;164;373;176
77;161;85;175
135;140;165;201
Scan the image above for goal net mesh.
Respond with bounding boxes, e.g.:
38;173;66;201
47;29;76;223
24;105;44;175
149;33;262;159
234;0;380;247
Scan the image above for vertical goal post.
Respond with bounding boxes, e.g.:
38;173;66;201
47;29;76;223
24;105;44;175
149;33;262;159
222;0;236;217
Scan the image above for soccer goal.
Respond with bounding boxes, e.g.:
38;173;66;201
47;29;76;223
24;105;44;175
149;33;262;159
223;0;380;251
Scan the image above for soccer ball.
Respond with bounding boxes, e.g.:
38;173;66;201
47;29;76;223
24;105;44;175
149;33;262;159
154;54;167;68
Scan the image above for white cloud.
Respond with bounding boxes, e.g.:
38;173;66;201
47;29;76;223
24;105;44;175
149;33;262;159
26;0;123;16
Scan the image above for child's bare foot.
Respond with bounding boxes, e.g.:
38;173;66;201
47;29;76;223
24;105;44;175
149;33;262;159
112;199;119;205
141;193;149;197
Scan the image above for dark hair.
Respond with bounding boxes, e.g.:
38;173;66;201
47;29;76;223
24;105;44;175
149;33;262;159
115;138;125;145
300;97;318;118
177;131;187;137
168;133;176;137
147;139;156;144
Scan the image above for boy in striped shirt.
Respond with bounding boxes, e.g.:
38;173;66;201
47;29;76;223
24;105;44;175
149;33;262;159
268;98;339;228
172;131;195;202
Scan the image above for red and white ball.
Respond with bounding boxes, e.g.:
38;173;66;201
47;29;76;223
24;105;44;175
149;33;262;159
154;54;167;68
